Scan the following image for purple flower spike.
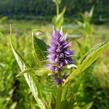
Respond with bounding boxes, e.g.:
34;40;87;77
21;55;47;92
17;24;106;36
48;28;74;84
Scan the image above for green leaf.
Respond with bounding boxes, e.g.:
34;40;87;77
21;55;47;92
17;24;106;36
24;74;46;109
89;6;94;18
33;35;48;64
52;7;66;30
73;102;93;109
10;102;17;109
16;67;50;77
10;41;28;71
64;41;109;86
82;102;93;109
10;39;46;109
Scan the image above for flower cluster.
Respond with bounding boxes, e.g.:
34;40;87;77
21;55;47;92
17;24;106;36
48;28;74;84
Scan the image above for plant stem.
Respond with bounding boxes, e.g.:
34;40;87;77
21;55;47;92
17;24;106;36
56;4;59;16
55;85;62;109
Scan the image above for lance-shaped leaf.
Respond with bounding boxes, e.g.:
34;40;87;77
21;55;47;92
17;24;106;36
33;35;48;64
10;39;46;109
64;41;109;86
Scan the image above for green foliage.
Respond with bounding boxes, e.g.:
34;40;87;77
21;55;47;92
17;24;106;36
0;28;37;109
64;41;109;85
10;36;46;109
52;7;66;30
33;35;48;65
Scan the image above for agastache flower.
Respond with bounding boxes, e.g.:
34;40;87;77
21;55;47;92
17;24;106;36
48;28;74;84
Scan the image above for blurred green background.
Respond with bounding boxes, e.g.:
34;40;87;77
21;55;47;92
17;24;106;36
0;0;109;109
0;0;109;23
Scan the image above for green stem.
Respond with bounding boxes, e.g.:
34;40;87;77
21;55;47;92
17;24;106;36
56;4;59;16
55;85;62;109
